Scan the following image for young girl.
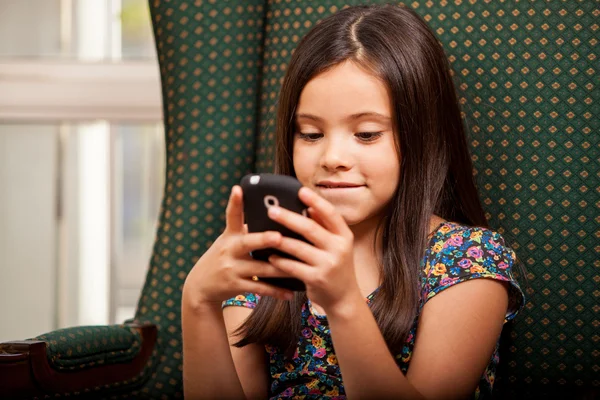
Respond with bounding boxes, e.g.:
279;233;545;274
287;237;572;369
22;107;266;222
182;4;525;399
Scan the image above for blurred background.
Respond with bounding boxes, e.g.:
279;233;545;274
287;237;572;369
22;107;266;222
0;0;164;342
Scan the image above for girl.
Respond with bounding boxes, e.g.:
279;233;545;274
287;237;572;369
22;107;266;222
182;4;525;399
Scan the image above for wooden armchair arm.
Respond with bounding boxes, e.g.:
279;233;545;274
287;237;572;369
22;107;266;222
0;323;157;399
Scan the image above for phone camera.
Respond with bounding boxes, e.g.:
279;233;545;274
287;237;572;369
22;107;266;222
264;195;279;209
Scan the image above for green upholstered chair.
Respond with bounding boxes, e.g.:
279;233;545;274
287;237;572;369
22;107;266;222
0;1;597;399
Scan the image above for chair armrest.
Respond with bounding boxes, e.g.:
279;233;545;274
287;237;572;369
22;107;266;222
0;322;157;399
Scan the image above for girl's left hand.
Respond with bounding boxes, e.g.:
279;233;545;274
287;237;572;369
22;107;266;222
266;186;363;313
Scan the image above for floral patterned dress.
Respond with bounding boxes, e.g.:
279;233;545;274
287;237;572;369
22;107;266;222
222;221;525;399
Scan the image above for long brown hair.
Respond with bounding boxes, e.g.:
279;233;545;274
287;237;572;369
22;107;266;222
234;3;488;357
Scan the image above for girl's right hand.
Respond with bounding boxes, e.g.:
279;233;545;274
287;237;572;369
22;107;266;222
182;185;294;309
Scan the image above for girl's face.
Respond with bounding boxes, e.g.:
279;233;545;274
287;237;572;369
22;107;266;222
292;60;400;227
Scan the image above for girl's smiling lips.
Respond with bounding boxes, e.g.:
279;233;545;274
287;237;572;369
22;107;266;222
317;186;365;194
317;186;365;191
316;180;365;188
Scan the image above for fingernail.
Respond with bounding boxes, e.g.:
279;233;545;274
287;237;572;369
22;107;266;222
268;206;280;217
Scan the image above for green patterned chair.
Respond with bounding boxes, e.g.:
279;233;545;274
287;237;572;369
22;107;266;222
0;1;597;399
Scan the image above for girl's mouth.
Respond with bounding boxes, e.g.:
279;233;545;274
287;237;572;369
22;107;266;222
316;185;365;190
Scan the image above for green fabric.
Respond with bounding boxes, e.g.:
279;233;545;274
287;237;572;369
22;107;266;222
135;1;268;398
32;325;142;371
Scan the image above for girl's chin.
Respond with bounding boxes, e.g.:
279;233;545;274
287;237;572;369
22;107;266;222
339;212;370;227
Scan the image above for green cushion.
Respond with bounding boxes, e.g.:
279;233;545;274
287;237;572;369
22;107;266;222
33;325;142;371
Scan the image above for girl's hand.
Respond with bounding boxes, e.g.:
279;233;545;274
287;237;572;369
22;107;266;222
183;185;295;309
265;186;362;313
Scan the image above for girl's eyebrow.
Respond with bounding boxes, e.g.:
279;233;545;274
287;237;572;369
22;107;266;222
295;112;391;122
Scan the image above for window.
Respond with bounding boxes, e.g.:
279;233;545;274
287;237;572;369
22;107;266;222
0;0;163;341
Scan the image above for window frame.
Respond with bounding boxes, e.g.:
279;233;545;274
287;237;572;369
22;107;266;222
0;60;161;122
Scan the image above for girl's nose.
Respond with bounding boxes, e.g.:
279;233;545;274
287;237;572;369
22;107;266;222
320;139;351;171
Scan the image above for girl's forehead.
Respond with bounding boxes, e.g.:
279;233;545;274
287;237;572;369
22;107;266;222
295;112;391;124
303;60;382;90
296;62;392;122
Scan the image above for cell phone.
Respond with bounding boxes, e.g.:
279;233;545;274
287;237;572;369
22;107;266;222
240;173;309;291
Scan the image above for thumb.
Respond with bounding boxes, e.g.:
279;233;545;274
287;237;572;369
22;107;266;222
225;185;245;233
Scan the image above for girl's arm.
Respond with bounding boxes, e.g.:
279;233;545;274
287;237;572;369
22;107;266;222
181;298;246;399
182;296;269;400
328;278;509;400
180;185;290;399
223;306;270;399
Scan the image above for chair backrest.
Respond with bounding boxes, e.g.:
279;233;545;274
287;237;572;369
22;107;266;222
143;1;598;398
140;2;266;397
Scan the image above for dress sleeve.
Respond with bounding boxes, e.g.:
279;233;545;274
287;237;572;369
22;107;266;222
222;292;261;309
422;226;525;322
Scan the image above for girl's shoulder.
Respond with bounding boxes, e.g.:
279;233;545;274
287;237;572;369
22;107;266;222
428;221;515;259
423;221;525;322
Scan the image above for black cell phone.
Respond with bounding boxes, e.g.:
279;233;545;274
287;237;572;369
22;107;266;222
240;173;309;291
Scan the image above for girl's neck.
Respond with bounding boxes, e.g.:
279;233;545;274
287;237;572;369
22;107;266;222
349;214;385;297
349;213;448;296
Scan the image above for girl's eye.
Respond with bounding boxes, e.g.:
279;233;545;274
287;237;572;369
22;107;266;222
356;132;383;142
297;133;323;141
296;132;383;142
